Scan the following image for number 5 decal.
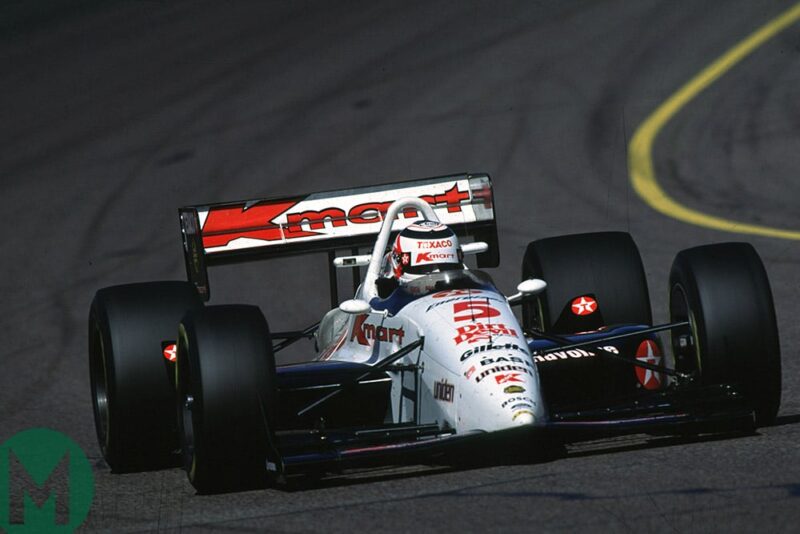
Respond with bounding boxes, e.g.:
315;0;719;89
453;301;501;322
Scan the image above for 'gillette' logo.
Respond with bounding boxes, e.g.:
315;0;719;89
460;342;528;361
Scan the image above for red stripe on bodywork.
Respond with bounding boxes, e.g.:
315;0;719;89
201;200;316;248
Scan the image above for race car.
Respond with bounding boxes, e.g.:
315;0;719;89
88;173;781;493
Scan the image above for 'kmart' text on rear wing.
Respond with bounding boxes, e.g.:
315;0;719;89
179;173;497;302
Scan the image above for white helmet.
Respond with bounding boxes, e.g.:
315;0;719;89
390;220;463;284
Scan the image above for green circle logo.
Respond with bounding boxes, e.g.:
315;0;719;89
0;429;94;533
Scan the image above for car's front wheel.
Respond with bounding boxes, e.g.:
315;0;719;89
177;305;278;494
669;242;781;426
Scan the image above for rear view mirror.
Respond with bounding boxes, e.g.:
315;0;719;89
339;299;372;315
461;241;489;255
507;278;547;304
517;278;547;296
333;254;372;268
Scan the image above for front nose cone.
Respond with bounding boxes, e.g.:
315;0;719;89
512;410;535;426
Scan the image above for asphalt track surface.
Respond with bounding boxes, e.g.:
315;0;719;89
2;1;800;532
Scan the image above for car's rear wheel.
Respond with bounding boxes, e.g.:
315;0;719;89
522;232;652;333
669;242;781;426
177;305;278;494
88;281;202;472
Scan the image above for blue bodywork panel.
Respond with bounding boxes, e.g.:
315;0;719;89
527;324;652;353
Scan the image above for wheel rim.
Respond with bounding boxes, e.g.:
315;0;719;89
89;322;111;452
669;283;701;377
176;331;198;481
181;391;196;479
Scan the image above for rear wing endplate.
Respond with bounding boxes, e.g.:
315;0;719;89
179;173;498;301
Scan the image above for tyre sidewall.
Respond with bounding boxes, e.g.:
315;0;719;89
522;231;652;332
89;281;201;471
669;243;781;425
178;305;276;493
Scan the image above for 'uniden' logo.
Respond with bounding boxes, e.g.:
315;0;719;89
1;428;94;533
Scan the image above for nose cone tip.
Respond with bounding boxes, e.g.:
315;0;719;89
512;411;535;426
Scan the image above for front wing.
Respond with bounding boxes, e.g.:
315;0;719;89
266;383;754;480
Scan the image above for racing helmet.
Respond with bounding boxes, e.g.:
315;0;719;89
390;220;463;284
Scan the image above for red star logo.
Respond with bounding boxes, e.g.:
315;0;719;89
571;296;597;316
162;343;177;362
401;253;410;265
635;339;663;390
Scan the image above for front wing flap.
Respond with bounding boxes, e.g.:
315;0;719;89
267;383;753;479
546;383;754;441
271;425;487;478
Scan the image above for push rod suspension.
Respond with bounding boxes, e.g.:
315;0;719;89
527;321;691;379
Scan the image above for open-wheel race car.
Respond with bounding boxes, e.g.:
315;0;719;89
89;173;782;493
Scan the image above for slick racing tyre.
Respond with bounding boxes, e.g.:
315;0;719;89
177;305;278;494
522;232;652;333
89;281;202;472
669;243;781;426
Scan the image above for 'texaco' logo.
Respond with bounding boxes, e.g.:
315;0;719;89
1;429;94;533
570;296;597;316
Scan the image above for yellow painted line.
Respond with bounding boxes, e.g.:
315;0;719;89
628;2;800;240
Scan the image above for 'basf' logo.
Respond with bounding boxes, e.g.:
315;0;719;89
1;428;94;532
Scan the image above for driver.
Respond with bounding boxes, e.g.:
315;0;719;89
375;220;464;299
391;220;464;282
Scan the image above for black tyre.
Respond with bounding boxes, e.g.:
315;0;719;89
89;281;202;472
177;305;277;494
522;232;652;333
669;243;781;426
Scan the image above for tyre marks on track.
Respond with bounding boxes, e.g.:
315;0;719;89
628;2;800;240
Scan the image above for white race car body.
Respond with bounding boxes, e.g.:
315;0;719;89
318;283;545;432
314;195;545;434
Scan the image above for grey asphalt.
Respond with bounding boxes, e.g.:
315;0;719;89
1;0;799;531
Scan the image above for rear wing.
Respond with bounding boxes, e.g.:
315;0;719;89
179;173;498;301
